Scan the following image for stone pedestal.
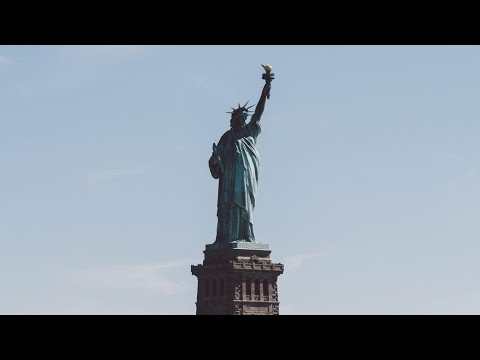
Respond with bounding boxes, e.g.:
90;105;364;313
191;242;284;315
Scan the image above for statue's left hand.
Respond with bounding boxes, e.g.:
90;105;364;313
211;143;220;165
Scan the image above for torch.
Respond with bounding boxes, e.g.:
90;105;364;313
261;64;274;99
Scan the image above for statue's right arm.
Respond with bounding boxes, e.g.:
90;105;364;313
250;81;271;123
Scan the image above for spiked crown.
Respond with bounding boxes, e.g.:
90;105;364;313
226;101;255;117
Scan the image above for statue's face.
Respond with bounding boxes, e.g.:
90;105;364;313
231;113;247;130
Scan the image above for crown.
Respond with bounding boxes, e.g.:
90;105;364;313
226;101;255;117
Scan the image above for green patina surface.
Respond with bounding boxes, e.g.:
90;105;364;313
208;66;274;245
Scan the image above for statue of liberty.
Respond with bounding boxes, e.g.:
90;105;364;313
208;65;274;244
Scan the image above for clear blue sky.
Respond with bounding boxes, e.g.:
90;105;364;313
1;45;480;314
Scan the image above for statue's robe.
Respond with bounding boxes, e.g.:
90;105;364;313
209;120;261;243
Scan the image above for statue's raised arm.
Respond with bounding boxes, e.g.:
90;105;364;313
250;64;275;124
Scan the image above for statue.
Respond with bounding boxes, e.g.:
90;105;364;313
209;65;274;244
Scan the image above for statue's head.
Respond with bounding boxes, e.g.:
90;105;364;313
228;102;254;130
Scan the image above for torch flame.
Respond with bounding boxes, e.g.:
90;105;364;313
261;64;273;72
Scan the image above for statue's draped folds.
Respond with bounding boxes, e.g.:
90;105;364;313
209;121;261;243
